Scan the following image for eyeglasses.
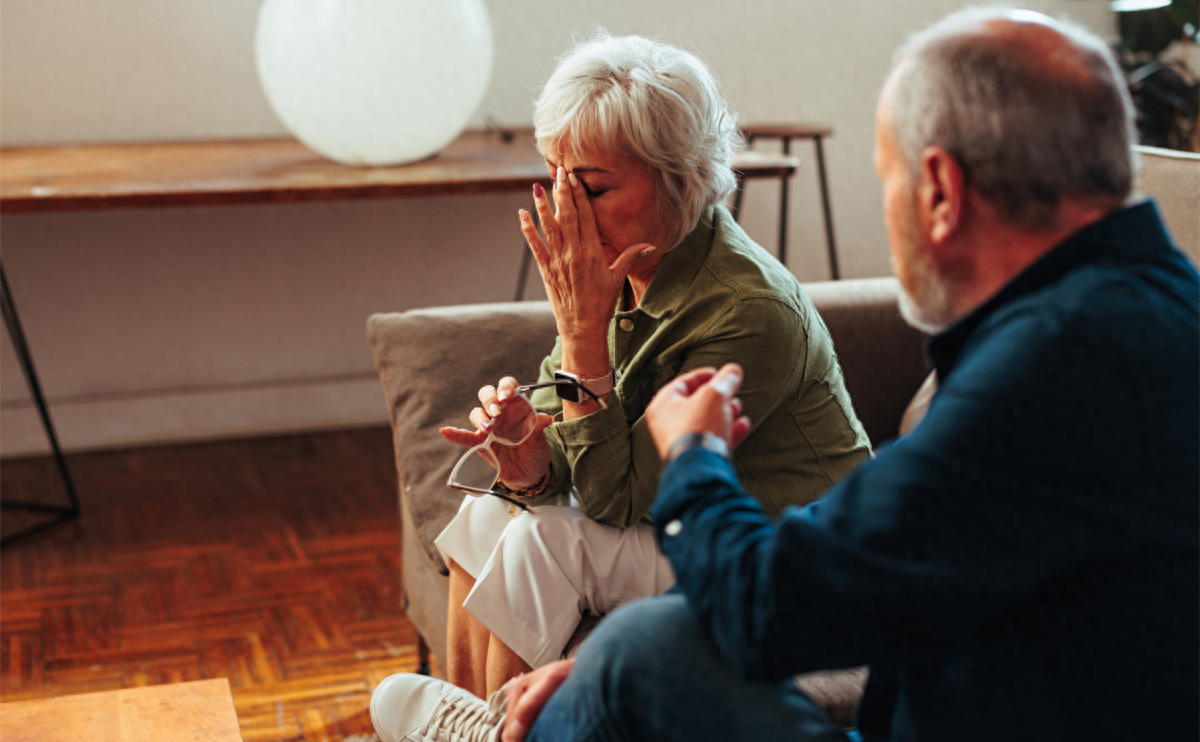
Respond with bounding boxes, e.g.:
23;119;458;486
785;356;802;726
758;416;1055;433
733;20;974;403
446;378;607;512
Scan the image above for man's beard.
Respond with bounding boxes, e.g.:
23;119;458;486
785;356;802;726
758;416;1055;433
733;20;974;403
894;240;957;335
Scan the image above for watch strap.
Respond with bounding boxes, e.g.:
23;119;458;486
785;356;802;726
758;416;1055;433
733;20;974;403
577;367;614;396
555;367;615;399
664;431;731;465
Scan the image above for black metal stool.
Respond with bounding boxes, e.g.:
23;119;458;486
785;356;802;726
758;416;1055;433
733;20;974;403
731;124;841;280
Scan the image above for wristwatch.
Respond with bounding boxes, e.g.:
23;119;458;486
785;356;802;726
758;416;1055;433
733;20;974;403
554;367;615;404
665;431;731;465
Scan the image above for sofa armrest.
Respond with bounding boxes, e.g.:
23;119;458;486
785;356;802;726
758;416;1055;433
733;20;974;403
368;301;559;575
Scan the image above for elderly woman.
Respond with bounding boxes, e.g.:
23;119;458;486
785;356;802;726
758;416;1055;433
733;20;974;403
430;33;870;701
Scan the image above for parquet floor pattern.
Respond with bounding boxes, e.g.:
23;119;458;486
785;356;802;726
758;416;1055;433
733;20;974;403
1;427;432;741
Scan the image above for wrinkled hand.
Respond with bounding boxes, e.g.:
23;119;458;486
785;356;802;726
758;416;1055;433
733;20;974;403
518;168;654;346
440;376;554;489
645;363;752;460
502;659;575;742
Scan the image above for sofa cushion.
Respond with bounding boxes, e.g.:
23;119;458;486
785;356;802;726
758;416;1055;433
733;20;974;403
899;371;938;437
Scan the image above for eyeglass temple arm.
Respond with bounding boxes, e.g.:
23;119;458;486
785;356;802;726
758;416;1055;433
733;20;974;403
448;482;535;512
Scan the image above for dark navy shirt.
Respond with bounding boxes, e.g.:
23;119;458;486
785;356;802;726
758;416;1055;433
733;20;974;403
652;202;1199;741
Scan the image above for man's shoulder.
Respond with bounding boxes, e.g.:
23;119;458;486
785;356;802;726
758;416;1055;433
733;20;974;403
991;241;1196;335
954;256;1199;409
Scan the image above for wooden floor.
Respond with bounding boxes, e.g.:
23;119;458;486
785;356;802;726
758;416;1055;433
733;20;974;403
1;426;429;742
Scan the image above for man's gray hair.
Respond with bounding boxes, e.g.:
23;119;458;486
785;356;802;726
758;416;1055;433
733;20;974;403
534;32;743;249
888;7;1136;229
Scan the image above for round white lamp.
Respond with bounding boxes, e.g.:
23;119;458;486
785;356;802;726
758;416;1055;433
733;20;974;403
255;0;494;167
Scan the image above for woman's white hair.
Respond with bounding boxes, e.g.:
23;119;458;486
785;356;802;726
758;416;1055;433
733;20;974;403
887;7;1136;230
533;31;744;249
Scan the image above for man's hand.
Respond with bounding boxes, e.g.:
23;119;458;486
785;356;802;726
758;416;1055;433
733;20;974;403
645;363;752;460
503;659;575;742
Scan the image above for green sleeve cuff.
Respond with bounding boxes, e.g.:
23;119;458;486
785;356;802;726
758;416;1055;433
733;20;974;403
551;398;628;449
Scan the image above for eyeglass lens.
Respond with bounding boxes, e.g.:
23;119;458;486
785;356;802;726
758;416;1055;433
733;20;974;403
448;394;540;493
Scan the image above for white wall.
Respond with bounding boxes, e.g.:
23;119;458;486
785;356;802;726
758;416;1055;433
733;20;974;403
0;0;1113;457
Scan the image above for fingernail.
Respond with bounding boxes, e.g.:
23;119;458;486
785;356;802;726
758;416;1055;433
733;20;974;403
568;171;578;188
489;403;501;416
557;166;566;185
518;209;528;222
532;182;544;198
641;245;658;257
498;389;510;401
714;371;741;395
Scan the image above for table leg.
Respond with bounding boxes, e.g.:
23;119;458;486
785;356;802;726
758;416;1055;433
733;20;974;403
813;136;841;280
1;262;81;546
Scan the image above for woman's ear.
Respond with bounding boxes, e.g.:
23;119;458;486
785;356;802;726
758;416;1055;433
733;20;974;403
917;146;966;246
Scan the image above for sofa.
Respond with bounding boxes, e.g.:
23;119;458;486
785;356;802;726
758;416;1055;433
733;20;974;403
366;145;1198;725
1134;145;1199;264
367;276;930;724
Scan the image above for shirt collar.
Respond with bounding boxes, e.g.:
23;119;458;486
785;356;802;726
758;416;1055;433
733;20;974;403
624;206;722;319
927;200;1175;378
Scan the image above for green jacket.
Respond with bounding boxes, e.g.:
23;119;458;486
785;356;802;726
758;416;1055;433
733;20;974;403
531;205;870;527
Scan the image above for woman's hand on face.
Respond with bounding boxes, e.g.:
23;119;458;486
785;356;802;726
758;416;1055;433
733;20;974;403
518;168;655;347
439;376;554;489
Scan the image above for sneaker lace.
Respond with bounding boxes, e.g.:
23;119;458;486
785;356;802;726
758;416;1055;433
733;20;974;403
423;692;502;742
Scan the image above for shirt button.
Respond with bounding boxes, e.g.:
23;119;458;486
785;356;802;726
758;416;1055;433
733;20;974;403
664;519;683;537
619;319;634;332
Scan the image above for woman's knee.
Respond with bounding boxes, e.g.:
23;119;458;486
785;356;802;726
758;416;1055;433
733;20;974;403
509;509;581;541
498;510;582;566
575;594;701;679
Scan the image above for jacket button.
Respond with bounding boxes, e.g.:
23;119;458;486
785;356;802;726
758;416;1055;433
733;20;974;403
619;319;634;331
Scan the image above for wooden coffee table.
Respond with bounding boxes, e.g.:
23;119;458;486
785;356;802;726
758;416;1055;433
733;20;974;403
0;678;243;741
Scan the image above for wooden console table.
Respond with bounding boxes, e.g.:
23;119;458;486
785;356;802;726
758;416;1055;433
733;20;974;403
0;678;243;741
0;131;797;543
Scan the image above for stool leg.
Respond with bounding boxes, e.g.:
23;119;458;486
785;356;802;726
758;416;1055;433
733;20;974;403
514;246;533;301
731;172;746;222
778;138;791;267
417;635;432;676
513;193;541;301
813;137;840;280
730;135;753;222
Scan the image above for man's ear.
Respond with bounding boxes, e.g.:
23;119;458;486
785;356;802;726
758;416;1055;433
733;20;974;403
917;146;966;246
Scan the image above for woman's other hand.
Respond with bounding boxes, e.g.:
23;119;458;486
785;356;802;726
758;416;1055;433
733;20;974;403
502;659;575;742
440;376;554;489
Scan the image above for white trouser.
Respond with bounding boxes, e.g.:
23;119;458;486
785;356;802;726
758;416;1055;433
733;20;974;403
434;492;675;668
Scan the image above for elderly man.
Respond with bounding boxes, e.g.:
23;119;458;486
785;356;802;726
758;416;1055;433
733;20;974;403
369;7;1198;742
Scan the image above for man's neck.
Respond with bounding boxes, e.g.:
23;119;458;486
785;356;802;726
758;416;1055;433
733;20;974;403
945;196;1122;322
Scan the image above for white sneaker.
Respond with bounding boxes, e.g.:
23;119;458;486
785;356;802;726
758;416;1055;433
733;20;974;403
370;673;505;742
